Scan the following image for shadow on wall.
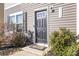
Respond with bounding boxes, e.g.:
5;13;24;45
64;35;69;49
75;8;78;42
27;30;33;44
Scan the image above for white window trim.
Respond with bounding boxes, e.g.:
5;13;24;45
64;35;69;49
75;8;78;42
9;11;23;27
9;11;23;16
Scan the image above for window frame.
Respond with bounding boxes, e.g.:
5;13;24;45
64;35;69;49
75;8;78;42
8;11;24;32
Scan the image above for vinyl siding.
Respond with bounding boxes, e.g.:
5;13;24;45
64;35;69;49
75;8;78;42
48;3;76;37
5;3;76;45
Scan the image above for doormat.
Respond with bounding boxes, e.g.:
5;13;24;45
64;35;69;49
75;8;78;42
29;44;47;51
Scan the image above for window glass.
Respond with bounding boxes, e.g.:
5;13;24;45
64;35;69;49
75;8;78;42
43;11;47;18
37;11;47;19
8;13;24;32
16;14;23;32
9;16;15;31
16;14;23;24
10;16;15;24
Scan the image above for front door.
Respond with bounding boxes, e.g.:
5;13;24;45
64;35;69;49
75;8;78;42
35;9;47;43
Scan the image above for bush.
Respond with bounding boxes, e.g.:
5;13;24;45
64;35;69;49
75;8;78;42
0;24;32;48
0;24;5;47
0;37;4;47
64;43;79;56
11;32;26;47
50;27;77;56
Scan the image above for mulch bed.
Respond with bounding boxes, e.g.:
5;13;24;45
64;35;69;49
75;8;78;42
0;46;23;56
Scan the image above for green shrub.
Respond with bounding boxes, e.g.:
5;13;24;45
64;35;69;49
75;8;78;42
64;43;79;56
50;27;77;56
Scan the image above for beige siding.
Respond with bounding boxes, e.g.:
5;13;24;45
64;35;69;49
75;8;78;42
5;3;76;45
48;3;76;37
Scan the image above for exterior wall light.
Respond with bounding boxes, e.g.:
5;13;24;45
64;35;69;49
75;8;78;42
51;6;55;13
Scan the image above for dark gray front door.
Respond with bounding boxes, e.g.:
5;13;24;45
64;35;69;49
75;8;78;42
35;9;47;43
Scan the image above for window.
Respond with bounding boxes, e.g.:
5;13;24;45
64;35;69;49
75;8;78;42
10;16;15;24
16;14;23;32
9;16;15;31
8;11;26;32
16;14;23;24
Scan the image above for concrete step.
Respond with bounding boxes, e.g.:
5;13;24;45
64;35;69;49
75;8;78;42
22;46;44;56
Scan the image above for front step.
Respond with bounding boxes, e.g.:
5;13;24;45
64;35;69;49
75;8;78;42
22;46;44;56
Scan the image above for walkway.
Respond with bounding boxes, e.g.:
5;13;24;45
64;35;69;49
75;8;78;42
10;46;43;56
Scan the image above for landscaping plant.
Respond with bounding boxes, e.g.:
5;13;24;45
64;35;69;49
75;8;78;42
11;32;26;47
0;24;5;47
49;27;79;56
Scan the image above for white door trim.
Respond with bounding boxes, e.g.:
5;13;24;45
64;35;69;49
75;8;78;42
34;6;49;46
